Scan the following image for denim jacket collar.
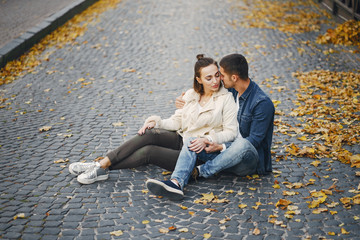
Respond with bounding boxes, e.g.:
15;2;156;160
239;79;254;101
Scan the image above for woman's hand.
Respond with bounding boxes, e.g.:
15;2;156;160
138;121;156;135
175;92;185;109
188;138;207;153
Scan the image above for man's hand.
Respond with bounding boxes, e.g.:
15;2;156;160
188;138;207;153
204;139;223;153
175;92;185;109
138;121;156;135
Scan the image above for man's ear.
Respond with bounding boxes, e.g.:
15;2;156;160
231;74;238;82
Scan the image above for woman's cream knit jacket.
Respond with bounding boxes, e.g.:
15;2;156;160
145;86;238;144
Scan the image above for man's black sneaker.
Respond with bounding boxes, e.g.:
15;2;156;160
146;179;184;201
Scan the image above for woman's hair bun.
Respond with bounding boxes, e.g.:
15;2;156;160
196;54;204;60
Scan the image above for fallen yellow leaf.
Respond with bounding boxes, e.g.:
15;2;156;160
276;199;292;208
110;230;123;236
112;122;124;127
159;228;169;233
13;213;25;220
311;160;321;167
283;190;297;196
341;228;350;235
39;126;52;132
238;204;248;209
204;233;211;239
312;208;328;214
179;204;188;210
54;159;69;164
201;192;215;201
219;217;230;224
253;228;260;235
179;228;188;233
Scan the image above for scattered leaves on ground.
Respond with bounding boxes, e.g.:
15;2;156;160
0;0;121;86
317;20;360;48
234;0;330;34
286;70;360;165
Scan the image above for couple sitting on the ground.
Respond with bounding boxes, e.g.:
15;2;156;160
69;53;275;200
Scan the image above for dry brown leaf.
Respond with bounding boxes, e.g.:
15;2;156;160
168;226;176;231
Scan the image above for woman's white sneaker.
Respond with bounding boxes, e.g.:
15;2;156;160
77;162;109;184
69;162;97;176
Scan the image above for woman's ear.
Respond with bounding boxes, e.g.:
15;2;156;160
196;77;202;84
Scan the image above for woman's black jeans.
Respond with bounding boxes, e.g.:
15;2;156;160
107;128;183;171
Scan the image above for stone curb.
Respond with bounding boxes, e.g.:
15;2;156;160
0;0;99;69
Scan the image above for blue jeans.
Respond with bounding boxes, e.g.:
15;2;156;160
171;137;259;189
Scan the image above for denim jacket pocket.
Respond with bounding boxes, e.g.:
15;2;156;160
240;114;252;137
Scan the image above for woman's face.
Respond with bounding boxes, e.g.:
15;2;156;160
197;64;221;94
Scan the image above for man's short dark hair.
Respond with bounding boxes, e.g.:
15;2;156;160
219;54;248;80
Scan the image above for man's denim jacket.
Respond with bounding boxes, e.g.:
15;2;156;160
227;80;275;175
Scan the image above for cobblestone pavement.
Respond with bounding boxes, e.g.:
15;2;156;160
0;0;78;49
0;0;360;239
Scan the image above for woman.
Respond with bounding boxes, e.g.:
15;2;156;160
69;54;238;185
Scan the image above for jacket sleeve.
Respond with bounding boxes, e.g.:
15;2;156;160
209;93;238;144
158;108;183;131
144;107;183;131
246;97;274;148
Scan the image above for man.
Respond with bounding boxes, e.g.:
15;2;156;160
146;53;275;200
